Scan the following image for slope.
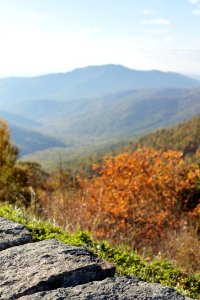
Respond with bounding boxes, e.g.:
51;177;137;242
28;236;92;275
10;125;66;156
10;88;200;138
0;110;40;128
128;113;200;159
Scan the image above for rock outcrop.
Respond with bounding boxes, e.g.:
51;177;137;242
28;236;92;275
0;239;115;299
0;217;191;300
0;217;32;251
20;276;186;300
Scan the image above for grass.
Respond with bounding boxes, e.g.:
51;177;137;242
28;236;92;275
0;203;199;299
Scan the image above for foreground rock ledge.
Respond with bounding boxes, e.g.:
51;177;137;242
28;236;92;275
20;276;187;300
0;239;115;299
0;218;192;300
0;217;32;251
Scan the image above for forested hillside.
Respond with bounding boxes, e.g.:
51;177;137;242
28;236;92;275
10;125;66;155
128;113;200;162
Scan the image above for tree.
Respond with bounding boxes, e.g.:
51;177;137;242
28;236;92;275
0;119;46;205
0;119;19;200
81;148;200;247
0;119;18;171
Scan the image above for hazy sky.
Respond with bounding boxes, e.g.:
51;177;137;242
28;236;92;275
0;0;200;77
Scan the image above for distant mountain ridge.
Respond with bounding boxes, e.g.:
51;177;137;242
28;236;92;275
0;64;199;106
0;64;200;158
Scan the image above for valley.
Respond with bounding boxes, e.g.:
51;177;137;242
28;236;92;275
0;64;200;167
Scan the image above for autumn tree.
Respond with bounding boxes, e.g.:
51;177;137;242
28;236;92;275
81;148;200;247
0;119;46;205
0;119;18;170
0;119;19;200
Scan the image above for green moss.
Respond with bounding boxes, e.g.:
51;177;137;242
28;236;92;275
0;204;93;246
0;203;199;299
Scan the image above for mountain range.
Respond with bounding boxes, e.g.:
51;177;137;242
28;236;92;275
0;64;200;162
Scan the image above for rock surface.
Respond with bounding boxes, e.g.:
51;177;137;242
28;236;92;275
0;217;192;300
0;239;115;299
20;276;186;300
0;217;32;251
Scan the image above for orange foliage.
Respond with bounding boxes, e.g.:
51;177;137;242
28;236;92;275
80;148;200;246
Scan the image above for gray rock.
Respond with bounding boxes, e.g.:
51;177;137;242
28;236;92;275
0;218;192;300
0;239;115;300
0;217;32;251
19;276;187;300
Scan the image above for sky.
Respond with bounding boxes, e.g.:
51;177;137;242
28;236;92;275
0;0;200;77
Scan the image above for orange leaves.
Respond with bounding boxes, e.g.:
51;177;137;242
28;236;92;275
187;169;200;181
192;203;200;216
80;147;200;245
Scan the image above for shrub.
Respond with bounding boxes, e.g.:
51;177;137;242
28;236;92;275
80;148;200;248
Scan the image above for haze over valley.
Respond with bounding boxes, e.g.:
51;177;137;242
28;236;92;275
0;64;199;164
